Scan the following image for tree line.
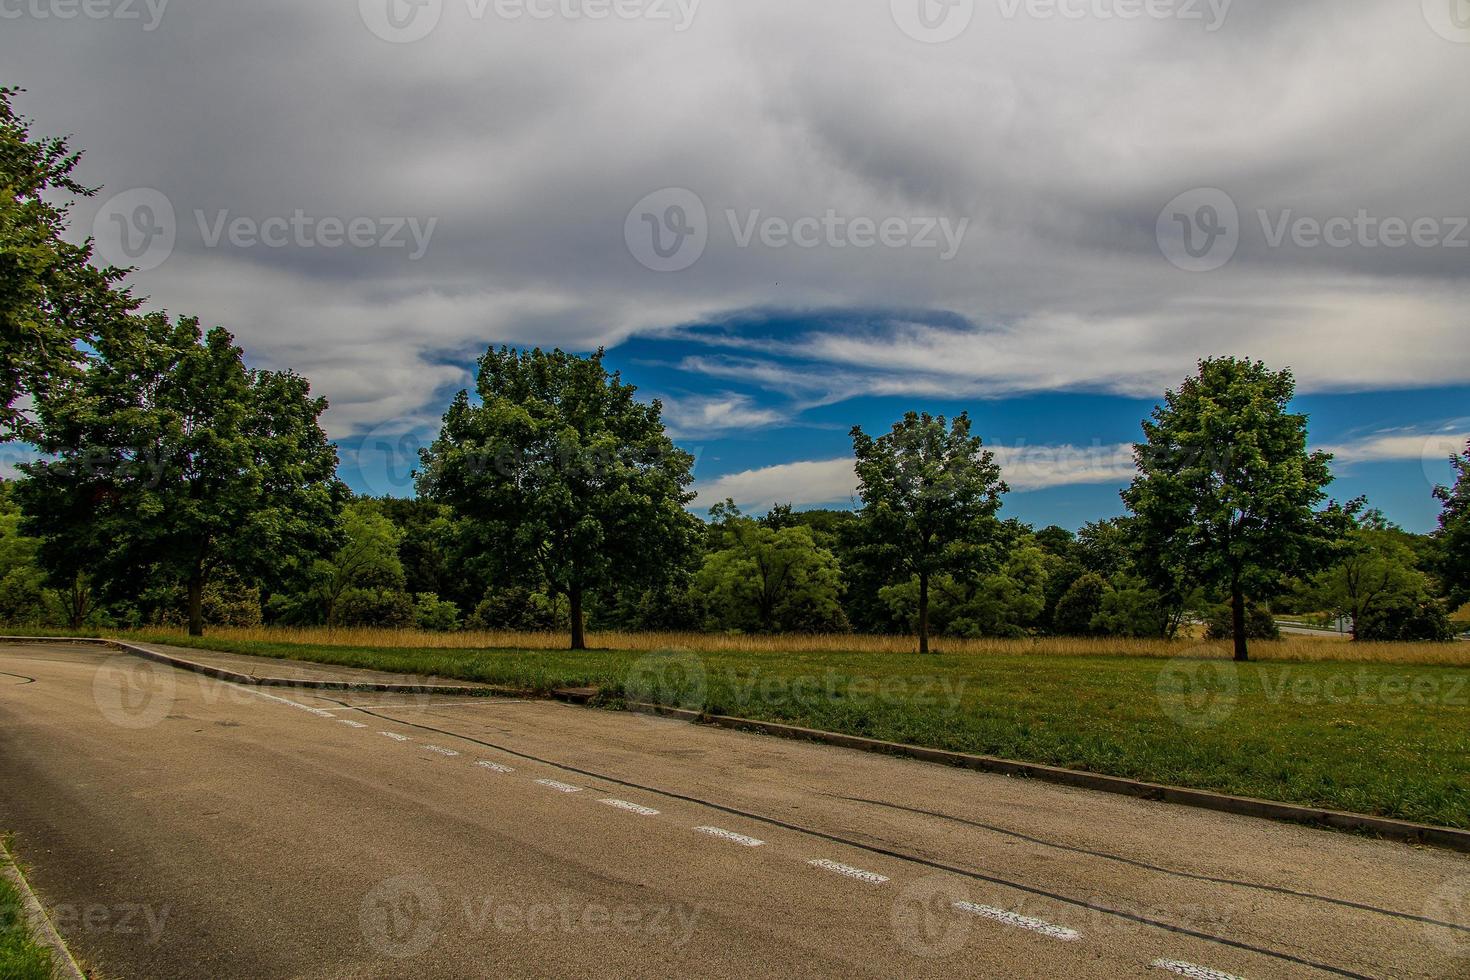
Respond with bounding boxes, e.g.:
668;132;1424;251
3;87;1467;658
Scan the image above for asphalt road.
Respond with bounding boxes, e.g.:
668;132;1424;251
1;642;1468;979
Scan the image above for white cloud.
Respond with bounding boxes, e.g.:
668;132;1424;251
659;393;786;437
1319;430;1470;465
692;441;1140;509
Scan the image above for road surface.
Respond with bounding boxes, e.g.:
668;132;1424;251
1;642;1467;978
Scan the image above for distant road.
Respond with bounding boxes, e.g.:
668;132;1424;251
1;643;1467;978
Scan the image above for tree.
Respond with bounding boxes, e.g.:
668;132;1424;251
313;500;405;627
0;87;136;441
1053;572;1109;635
850;412;1007;653
417;347;699;650
1434;440;1470;606
697;501;847;633
1122;358;1335;661
1310;523;1433;640
17;314;345;635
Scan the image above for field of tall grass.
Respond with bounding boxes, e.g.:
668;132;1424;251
125;624;1470;666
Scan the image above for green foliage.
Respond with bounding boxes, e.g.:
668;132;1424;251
418;347;699;648
1205;599;1280;640
1357;594;1454;642
1309;522;1442;640
1090;575;1174;638
467;584;568;632
0;87;137;442
697;502;847;633
1433;440;1470;606
0;864;55;980
413;592;461;632
336;587;415;628
16;314;345;635
851;411;1007;652
879;536;1048;638
1053;572;1109;635
313;501;405;626
1122;357;1336;660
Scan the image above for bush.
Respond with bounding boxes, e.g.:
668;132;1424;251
1358;596;1454;642
467;585;568;631
1053;573;1109;635
413;592;461;632
336;588;415;628
1205;600;1280;640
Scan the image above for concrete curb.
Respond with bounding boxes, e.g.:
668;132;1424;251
7;637;1469;853
617;701;1470;853
1;837;87;980
0;635;505;698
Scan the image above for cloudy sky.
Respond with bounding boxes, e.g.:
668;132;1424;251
4;0;1467;530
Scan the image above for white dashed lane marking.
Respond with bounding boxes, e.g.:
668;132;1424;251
600;799;660;816
807;859;888;884
475;761;514;773
422;745;460;756
247;689;335;718
1150;961;1245;980
952;903;1081;942
378;732;412;742
693;826;765;847
535;779;584;793
337;719;368;728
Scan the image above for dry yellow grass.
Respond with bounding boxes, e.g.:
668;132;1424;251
129;625;1470;666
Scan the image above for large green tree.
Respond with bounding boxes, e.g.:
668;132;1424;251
0;87;135;441
850;411;1007;653
417;347;699;650
1122;358;1335;661
697;501;847;633
1433;440;1470;607
312;500;405;627
17;314;345;635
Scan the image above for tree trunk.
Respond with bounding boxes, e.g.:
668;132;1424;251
1230;579;1249;662
568;583;586;651
918;570;930;655
187;571;205;638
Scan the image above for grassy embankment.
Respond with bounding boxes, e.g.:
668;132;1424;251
25;626;1470;829
0;841;56;980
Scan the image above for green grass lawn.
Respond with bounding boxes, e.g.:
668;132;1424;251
0;853;56;980
127;633;1470;829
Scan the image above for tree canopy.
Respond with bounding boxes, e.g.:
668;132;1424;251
418;346;699;649
1122;357;1336;660
16;314;345;635
851;411;1007;653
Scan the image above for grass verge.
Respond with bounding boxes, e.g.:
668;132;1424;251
119;629;1470;831
1;840;57;980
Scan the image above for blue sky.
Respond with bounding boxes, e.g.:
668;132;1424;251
336;310;1469;534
